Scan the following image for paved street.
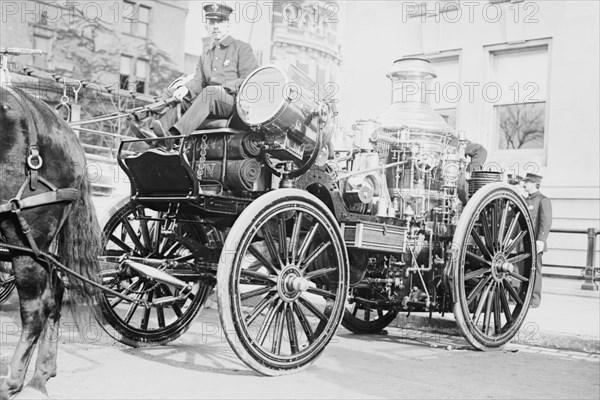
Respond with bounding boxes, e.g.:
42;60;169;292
1;293;598;400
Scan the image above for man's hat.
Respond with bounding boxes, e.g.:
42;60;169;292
524;173;543;184
204;3;233;21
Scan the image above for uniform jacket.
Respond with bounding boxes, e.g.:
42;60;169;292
449;137;488;172
526;190;553;250
185;35;258;98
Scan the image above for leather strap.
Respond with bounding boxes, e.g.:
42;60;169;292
3;85;41;189
0;86;79;258
0;189;79;214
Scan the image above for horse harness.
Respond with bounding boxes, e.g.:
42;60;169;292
0;85;79;257
0;85;152;306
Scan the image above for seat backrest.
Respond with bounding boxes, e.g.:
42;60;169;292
123;149;196;197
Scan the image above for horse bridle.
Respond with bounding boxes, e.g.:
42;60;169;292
0;85;79;257
0;85;150;306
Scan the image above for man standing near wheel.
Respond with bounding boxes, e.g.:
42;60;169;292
523;172;553;308
152;2;258;137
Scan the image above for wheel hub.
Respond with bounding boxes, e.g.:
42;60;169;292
277;266;309;302
499;261;514;273
491;254;513;281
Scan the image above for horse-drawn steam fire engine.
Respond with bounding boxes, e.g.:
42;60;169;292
97;57;537;375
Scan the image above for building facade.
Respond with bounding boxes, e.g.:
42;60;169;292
269;1;343;88
1;0;190;197
1;0;189;95
340;0;600;271
184;1;344;93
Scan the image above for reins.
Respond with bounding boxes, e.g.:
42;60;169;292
0;242;149;307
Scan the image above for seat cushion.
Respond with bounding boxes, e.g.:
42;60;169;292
199;119;229;129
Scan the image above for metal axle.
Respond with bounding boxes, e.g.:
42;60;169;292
122;259;192;291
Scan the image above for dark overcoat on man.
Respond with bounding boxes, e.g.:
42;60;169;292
158;36;258;135
186;36;257;97
527;189;553;305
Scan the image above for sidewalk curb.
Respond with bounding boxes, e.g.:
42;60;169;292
544;287;600;298
395;315;600;354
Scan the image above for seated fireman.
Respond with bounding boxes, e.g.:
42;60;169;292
152;3;258;137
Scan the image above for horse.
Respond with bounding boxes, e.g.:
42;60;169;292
0;85;101;399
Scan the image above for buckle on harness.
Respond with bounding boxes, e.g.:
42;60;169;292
8;198;21;212
27;146;43;170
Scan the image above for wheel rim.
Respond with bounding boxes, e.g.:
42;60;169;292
454;187;536;348
100;204;211;343
228;199;347;370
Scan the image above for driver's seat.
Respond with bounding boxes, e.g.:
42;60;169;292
198;118;229;130
190;108;249;134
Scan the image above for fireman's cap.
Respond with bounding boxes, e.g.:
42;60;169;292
204;3;233;21
524;173;543;184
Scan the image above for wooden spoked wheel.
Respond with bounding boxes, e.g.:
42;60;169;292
217;189;348;375
452;183;536;350
342;288;398;334
0;263;15;304
98;202;213;346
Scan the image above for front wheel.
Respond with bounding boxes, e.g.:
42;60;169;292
98;202;214;346
452;183;536;350
217;189;348;375
0;263;15;304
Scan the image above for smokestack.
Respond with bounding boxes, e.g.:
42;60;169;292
376;58;454;135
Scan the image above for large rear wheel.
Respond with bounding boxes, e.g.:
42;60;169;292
452;182;536;350
217;189;348;375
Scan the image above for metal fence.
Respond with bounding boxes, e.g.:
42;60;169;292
545;228;599;291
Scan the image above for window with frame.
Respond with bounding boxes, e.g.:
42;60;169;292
301;14;311;30
124;1;150;38
428;55;460;130
491;45;548;151
32;34;51;69
283;4;299;27
120;55;133;91
120;55;148;94
329;70;336;85
135;59;149;93
317;66;326;88
32;25;52;70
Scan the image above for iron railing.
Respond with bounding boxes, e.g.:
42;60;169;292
545;228;599;291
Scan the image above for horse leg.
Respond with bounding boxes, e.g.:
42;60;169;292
25;274;64;396
0;257;52;399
